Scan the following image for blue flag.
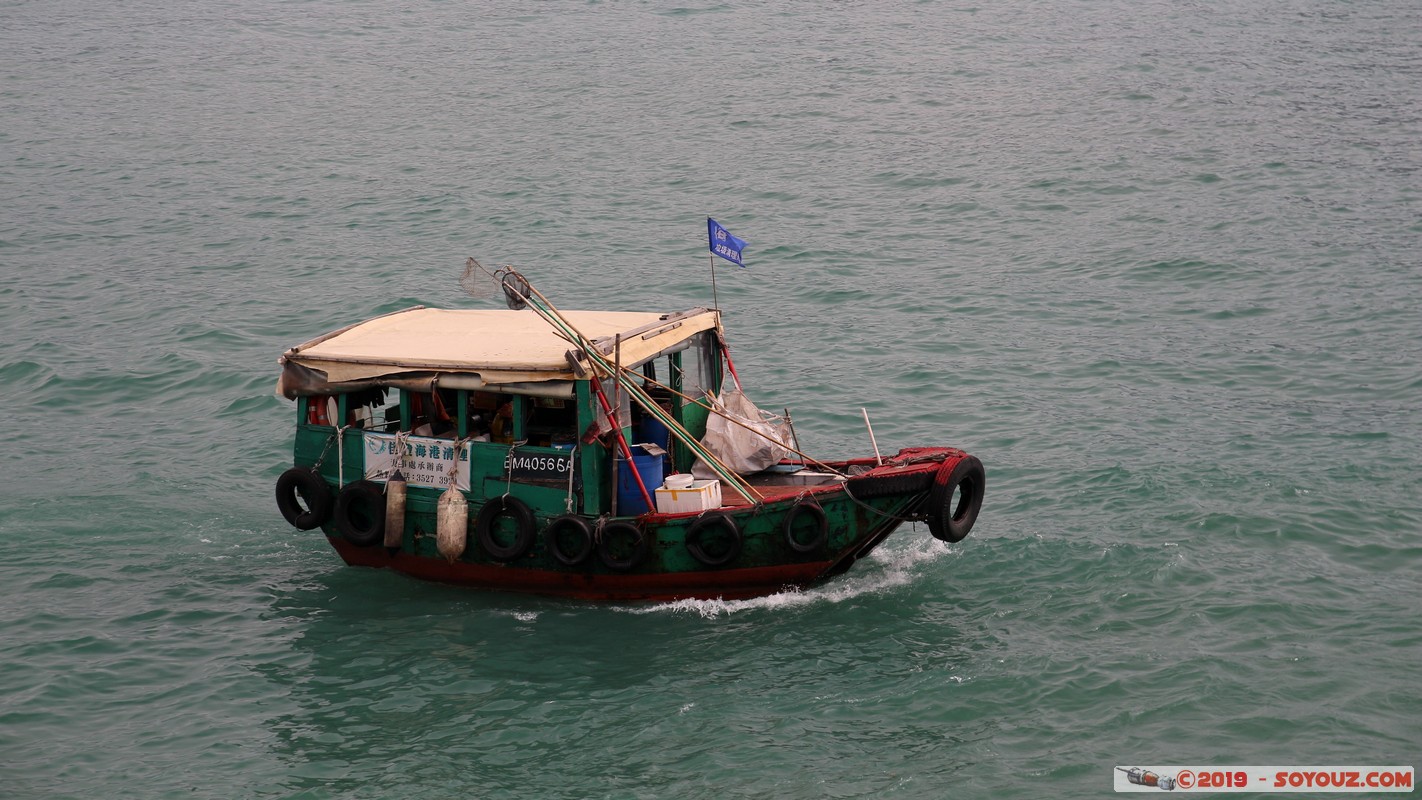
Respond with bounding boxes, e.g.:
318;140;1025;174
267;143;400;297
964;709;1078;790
707;217;748;268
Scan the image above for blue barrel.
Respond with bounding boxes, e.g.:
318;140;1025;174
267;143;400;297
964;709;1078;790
639;416;671;452
616;451;665;515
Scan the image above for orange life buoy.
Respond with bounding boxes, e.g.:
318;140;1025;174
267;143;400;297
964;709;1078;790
306;395;334;426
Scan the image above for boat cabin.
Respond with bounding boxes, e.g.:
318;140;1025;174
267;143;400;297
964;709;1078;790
277;306;725;516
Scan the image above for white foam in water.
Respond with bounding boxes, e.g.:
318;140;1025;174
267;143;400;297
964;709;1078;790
486;609;542;623
627;535;958;618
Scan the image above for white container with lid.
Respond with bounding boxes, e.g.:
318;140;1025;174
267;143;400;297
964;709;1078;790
654;480;722;514
662;473;694;490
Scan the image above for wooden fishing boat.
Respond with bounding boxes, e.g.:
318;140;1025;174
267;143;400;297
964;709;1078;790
274;267;984;602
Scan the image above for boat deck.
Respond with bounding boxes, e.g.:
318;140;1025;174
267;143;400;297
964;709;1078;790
716;471;848;508
707;451;951;510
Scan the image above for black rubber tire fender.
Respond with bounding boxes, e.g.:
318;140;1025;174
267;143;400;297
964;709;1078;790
276;467;334;530
927;456;985;543
544;514;595;566
475;495;537;561
333;480;386;547
685;511;743;567
846;470;934;500
597;521;647;571
783;500;828;554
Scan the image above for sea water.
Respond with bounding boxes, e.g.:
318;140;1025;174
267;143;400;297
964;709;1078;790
2;1;1419;797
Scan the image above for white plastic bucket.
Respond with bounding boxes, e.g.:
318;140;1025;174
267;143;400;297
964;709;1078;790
663;473;694;490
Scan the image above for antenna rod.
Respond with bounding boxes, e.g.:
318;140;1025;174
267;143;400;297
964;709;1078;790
784;407;802;464
861;407;883;466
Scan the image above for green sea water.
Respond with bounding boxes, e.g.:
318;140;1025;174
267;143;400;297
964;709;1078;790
2;1;1419;797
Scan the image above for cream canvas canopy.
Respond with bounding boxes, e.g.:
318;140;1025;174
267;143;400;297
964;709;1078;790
277;306;720;398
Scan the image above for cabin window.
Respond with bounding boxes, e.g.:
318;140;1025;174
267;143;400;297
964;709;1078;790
344;388;395;431
631;361;673;444
676;331;720;401
604;380;633;430
465;390;517;443
304;395;337;427
525;396;578;449
410;388;458;438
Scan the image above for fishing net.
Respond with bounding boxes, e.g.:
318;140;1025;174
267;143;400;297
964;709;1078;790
459;257;531;310
498;270;530;310
459;257;495;299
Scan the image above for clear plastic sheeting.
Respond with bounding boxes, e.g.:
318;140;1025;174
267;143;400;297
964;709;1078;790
692;388;794;477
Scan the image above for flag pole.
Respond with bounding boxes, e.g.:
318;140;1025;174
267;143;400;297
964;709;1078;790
709;253;719;310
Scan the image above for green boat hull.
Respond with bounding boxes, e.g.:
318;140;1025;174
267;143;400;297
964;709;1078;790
280;426;979;602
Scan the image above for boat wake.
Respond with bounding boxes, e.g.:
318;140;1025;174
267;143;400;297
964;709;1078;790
627;534;958;618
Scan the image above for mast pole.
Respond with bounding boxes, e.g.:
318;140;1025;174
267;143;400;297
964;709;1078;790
709;253;719;310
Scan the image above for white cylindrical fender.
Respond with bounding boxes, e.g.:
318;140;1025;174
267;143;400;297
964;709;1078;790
437;485;469;563
384;470;407;548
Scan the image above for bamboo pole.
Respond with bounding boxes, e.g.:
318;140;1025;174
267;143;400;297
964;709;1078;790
631;369;845;477
613;374;758;500
485;265;762;503
590;373;655;515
